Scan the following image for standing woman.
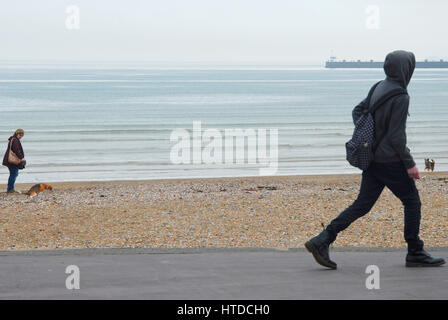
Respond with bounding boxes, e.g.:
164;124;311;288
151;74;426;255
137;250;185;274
2;129;26;193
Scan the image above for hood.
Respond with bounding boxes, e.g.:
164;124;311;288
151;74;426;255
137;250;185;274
383;50;415;88
8;135;20;142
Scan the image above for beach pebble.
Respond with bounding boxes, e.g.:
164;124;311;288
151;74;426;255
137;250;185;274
0;172;447;250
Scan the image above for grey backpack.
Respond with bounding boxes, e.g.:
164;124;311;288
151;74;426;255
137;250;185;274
345;82;407;170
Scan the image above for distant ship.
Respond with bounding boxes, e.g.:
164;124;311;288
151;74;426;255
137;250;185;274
325;56;448;68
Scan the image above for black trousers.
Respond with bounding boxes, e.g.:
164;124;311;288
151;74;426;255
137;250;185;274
326;161;424;251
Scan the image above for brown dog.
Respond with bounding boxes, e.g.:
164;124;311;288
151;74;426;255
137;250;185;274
25;183;53;197
424;158;431;171
424;158;436;172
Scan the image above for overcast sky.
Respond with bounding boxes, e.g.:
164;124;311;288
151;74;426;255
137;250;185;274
1;0;447;64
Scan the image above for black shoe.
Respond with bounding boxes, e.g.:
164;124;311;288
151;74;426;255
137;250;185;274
406;249;446;267
305;230;337;269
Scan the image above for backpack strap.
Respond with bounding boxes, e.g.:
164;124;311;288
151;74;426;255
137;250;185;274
364;81;381;109
369;87;408;153
369;87;408;114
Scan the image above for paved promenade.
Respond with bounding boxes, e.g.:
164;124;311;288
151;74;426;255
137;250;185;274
0;248;446;299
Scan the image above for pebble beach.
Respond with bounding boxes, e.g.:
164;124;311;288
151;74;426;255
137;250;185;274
1;172;447;251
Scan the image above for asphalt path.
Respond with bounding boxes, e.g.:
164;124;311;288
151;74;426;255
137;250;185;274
0;247;446;299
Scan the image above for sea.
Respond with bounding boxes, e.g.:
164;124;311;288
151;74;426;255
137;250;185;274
1;63;447;183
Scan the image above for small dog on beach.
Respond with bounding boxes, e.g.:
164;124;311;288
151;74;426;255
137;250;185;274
424;159;435;172
24;183;53;197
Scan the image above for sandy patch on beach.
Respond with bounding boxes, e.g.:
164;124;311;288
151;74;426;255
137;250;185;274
1;172;447;251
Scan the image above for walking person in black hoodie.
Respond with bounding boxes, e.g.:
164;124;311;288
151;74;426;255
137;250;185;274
2;129;26;193
305;51;445;268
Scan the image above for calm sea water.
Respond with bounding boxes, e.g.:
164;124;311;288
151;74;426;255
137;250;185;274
1;64;447;182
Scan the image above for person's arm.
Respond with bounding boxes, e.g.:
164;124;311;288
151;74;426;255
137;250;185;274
352;98;368;125
387;95;416;170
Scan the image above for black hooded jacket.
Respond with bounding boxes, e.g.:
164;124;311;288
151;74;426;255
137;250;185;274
352;50;416;169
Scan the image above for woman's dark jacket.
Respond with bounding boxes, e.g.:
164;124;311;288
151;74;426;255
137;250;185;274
2;135;25;169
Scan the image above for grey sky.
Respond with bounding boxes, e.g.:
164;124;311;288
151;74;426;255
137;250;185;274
0;0;447;64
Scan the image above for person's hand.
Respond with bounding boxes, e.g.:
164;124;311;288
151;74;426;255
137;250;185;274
407;165;420;179
20;158;26;162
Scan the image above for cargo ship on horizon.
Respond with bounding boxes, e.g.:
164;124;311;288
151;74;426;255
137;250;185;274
325;56;448;68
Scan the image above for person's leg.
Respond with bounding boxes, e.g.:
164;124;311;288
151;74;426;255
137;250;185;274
305;164;385;269
378;162;444;267
325;164;385;242
398;183;423;251
7;167;19;191
377;162;423;250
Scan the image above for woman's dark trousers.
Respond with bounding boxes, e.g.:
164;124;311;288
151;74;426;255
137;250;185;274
7;166;19;191
325;161;424;251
